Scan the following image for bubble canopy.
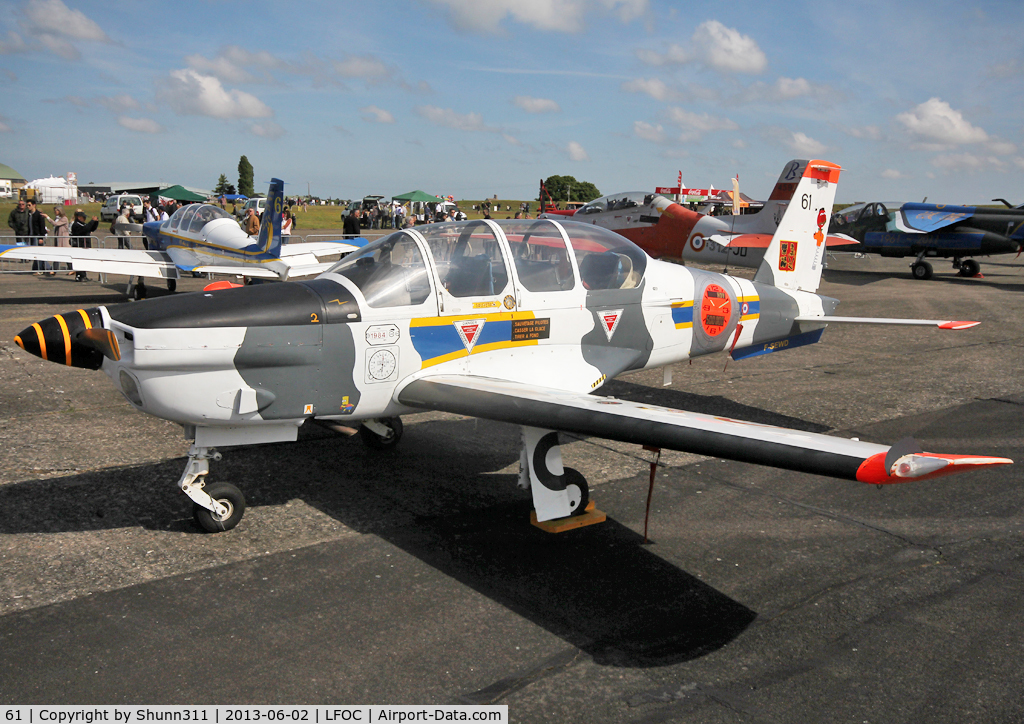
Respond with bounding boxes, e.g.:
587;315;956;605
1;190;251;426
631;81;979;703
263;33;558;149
328;219;648;307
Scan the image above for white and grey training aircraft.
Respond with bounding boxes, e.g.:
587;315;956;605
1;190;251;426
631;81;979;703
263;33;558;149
16;160;1011;533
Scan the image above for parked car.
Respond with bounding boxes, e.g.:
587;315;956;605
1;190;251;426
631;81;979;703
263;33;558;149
234;196;267;220
100;194;144;222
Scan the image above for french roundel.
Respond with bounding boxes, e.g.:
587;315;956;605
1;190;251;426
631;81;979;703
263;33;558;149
700;284;732;337
690;234;705;252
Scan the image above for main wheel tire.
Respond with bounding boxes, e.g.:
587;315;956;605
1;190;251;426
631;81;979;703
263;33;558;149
192;482;246;533
563;468;590;517
167;279;177;292
911;261;933;280
358;417;404;450
959;259;980;277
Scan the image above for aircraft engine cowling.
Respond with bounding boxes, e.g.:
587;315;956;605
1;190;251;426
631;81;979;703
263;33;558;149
15;307;108;369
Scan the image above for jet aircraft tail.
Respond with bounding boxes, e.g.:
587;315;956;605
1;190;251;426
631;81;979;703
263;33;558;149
753;160;841;293
257;178;285;257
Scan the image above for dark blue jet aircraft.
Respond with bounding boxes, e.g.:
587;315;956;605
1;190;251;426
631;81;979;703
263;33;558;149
831;200;1024;279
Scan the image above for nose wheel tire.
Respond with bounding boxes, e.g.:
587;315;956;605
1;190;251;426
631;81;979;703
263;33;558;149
958;259;980;277
563;467;590;516
911;261;933;280
359;417;404;450
192;482;246;532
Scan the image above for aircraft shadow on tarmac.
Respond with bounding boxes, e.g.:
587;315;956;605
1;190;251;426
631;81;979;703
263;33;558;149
0;390;844;667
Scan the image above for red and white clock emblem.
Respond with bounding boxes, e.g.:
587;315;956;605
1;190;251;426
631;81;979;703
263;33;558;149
700;284;731;337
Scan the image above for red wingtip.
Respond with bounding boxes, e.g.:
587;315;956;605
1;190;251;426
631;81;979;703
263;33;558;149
938;321;980;330
857;451;1012;484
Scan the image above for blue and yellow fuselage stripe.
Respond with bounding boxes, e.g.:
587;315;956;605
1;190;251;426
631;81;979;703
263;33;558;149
410;311;539;368
738;295;760;322
671;301;693;329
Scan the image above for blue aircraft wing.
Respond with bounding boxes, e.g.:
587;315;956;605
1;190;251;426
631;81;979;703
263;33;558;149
900;203;976;233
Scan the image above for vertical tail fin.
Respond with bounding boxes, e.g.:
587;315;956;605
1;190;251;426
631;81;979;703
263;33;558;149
257;178;285;257
753;160;841;292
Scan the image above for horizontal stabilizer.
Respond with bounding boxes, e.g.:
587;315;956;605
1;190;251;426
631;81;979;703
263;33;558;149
712;233;859;248
794;315;979;329
278;241;361;258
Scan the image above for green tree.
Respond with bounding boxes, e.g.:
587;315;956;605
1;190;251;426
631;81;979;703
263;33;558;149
213;174;235;196
540;175;601;203
237;156;254;198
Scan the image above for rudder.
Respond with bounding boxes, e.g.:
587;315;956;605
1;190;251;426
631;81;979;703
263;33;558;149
753;160;841;293
257;178;285;256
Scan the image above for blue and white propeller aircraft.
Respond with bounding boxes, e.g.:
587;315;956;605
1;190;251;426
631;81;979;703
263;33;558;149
0;179;361;298
16;160;1011;533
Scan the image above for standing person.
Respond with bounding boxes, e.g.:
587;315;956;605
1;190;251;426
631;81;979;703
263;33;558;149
343;208;361;238
113;205;132;249
143;199;160;223
243;207;260;236
51;206;71;274
281;208;293;242
70;210;98;281
26;199;51;273
7;197;30;242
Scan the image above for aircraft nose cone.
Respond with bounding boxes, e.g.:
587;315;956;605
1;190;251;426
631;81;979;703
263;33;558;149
14;308;108;369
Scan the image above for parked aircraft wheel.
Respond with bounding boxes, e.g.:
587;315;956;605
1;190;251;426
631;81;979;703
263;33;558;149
192;482;246;533
911;261;933;280
959;259;980;277
167;279;177;292
359;417;404;450
563;468;590;517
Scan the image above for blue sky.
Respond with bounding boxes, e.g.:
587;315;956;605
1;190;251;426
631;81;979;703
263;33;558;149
1;0;1022;204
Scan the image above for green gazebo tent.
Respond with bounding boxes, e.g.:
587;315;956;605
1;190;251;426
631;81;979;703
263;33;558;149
392;190;442;203
158;185;207;202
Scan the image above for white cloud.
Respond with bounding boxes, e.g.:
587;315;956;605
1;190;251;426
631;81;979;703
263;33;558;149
118;116;162;134
633;121;665;142
361;105;395;124
567;140;589;161
896;98;988;146
634;20;766;75
986;138;1017;155
513;95;561;113
415;105;498;132
333;54;393;82
635;43;690;66
20;0;109;59
158;69;273;120
0;30;27;54
424;0;648;33
731;139;746;149
98;94;140;113
692;20;766;74
837;124;883;141
502;133;522;146
666;107;738;133
734;77;832;104
250;121;286;139
185;51;262;84
881;169;906;180
621;77;680;101
931;153;1005;172
0;114;11;132
772;130;827;156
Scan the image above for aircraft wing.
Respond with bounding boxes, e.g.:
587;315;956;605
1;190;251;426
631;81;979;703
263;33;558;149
398;374;1010;485
708;233;859;248
899;203;975;233
0;244;179;279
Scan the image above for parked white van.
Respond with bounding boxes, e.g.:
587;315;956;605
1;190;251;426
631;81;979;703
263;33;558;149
100;194;144;222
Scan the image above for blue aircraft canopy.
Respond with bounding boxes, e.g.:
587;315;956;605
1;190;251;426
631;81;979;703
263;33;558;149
165;204;235;234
